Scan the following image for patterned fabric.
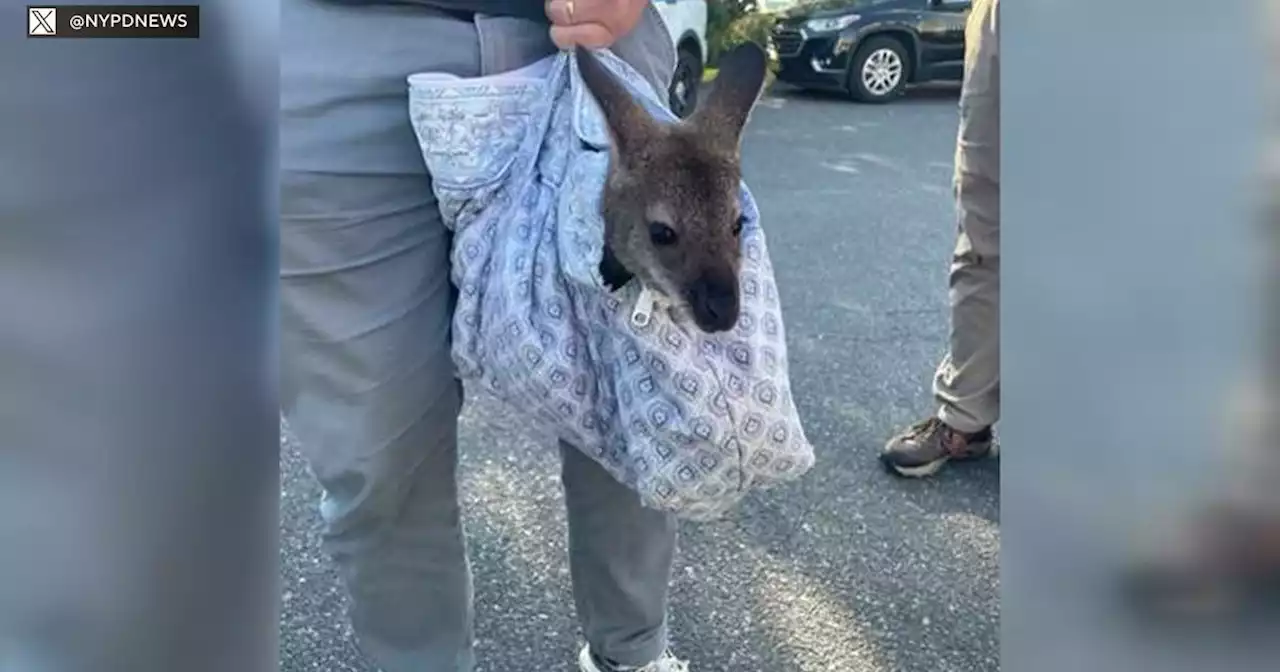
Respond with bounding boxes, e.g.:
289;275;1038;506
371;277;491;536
408;50;814;520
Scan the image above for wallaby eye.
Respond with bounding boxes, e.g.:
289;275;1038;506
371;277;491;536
732;215;747;236
648;222;678;246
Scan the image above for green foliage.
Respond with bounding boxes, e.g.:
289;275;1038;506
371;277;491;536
706;0;777;69
706;0;758;59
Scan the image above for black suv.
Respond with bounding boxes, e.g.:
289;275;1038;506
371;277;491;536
770;0;970;103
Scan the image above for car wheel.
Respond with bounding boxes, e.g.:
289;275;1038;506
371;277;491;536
847;37;909;103
669;46;702;118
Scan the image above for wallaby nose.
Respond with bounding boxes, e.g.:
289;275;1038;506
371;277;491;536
689;273;740;333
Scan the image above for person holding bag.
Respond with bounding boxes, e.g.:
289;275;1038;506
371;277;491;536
281;1;692;670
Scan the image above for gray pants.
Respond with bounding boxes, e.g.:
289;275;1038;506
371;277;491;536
934;0;1000;434
279;2;678;670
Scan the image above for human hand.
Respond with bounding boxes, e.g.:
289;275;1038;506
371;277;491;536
545;0;650;50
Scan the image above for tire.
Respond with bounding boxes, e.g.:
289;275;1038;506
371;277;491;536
669;45;702;118
847;36;910;103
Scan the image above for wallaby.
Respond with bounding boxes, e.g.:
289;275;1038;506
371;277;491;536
576;42;768;333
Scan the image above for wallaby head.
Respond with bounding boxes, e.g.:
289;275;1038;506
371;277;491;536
576;42;767;333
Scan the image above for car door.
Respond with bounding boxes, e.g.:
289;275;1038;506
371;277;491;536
916;0;969;80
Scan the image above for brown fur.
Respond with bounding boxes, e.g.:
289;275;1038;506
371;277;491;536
576;43;768;333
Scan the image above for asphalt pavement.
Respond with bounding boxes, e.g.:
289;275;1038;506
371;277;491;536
280;82;999;672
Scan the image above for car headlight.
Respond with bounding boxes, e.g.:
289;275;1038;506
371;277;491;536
805;14;861;33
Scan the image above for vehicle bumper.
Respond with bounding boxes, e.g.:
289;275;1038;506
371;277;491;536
770;28;859;90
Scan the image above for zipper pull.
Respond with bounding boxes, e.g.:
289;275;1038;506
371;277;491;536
631;286;656;328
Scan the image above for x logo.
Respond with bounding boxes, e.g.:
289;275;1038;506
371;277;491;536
28;8;56;36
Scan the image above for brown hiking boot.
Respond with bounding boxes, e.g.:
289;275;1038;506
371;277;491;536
881;417;996;478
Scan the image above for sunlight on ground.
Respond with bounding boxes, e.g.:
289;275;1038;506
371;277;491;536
750;553;891;671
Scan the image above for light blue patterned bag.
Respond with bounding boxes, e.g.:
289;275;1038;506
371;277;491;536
408;48;813;520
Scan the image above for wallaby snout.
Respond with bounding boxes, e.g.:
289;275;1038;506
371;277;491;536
688;266;740;333
576;42;768;334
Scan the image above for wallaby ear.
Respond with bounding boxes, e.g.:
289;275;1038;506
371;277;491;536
693;41;767;149
576;47;659;161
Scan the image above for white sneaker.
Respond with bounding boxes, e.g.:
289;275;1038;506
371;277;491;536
577;644;689;672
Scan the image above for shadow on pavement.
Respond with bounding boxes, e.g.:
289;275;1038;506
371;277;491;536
768;82;962;106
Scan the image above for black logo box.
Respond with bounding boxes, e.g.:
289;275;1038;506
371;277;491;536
29;5;200;38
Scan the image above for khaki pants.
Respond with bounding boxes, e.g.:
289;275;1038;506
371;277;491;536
934;0;1001;434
